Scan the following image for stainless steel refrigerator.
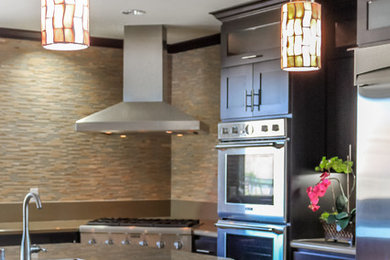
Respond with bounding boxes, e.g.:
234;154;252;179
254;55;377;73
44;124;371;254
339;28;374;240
355;44;390;259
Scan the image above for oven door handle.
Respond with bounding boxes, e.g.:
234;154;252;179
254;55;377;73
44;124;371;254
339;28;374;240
216;140;287;149
215;222;285;235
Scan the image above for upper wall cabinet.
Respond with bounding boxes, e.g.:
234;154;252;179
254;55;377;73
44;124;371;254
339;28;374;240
220;60;289;121
357;0;390;46
212;0;285;68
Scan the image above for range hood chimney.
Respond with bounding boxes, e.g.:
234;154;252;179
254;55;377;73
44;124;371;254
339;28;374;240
75;25;207;134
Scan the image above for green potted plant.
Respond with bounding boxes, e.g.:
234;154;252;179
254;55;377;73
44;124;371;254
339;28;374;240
306;155;356;245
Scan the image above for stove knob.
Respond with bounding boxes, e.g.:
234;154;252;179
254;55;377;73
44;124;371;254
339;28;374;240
245;124;254;135
88;239;96;245
139;240;148;247
173;241;183;250
104;239;113;245
121;239;130;245
156;241;165;249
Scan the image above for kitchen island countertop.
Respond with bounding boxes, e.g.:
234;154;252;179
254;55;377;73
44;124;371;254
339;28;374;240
1;243;230;260
0;220;88;235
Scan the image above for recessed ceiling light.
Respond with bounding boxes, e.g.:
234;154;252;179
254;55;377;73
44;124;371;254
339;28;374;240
122;9;146;16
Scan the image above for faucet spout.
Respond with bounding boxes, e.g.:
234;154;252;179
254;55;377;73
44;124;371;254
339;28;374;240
20;192;42;260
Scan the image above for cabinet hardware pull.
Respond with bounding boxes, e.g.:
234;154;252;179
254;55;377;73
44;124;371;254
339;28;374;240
252;73;262;111
245;90;253;112
226;78;229;109
258;73;262;110
241;54;263;60
196;249;211;254
251;89;255;112
245;90;247;111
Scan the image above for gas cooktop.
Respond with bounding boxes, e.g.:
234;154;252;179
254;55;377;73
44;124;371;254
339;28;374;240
86;218;200;227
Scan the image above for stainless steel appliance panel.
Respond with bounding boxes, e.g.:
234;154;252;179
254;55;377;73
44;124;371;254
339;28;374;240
356;83;390;260
217;139;287;223
217;220;286;260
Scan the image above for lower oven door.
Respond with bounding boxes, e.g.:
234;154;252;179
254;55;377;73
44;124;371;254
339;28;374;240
216;220;286;260
217;140;287;223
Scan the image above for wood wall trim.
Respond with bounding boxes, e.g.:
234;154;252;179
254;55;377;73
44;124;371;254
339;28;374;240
0;28;41;42
166;34;220;54
211;0;285;22
0;27;219;52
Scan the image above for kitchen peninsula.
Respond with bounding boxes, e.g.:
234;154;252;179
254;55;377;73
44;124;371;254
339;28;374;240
1;243;229;260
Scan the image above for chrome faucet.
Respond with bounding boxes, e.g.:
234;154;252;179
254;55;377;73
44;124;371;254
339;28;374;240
20;191;45;260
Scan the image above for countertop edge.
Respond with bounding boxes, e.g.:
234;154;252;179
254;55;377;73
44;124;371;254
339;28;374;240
290;239;356;256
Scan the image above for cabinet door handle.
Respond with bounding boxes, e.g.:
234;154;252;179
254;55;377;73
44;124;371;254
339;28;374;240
241;54;263;60
245;90;253;112
226;78;229;109
245;89;248;111
251;89;255;112
252;73;262;112
258;73;262;110
196;249;211;254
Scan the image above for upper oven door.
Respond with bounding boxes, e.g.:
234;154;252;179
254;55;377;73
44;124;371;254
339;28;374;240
217;140;287;223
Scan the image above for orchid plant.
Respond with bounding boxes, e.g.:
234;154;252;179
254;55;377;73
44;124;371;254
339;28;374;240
307;156;356;231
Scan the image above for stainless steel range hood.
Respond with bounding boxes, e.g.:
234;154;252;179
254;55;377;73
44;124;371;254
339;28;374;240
75;26;206;134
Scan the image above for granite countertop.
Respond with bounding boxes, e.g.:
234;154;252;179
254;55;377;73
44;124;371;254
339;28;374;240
1;243;230;260
0;220;88;235
193;220;217;238
290;238;356;255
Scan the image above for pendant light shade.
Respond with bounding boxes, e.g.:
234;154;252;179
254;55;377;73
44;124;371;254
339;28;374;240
41;0;90;51
281;0;321;71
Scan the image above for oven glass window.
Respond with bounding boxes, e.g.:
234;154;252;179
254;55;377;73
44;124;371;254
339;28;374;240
226;154;274;205
226;234;273;260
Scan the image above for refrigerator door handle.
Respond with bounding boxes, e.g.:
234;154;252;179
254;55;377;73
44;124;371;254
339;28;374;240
358;83;390;98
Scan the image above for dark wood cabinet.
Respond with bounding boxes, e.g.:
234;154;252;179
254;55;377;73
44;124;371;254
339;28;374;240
220;64;253;120
192;235;217;256
220;60;289;121
357;0;390;46
252;61;289;117
213;0;285;68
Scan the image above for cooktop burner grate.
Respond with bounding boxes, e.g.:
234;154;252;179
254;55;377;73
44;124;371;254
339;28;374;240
86;218;199;227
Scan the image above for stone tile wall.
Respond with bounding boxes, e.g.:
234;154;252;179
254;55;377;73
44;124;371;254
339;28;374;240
0;38;171;203
171;45;220;203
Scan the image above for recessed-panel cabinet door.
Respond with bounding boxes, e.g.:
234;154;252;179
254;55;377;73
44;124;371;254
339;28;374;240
358;0;390;46
220;64;253;120
252;60;289;117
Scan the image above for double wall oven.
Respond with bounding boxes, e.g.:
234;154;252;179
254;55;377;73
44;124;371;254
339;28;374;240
216;118;288;260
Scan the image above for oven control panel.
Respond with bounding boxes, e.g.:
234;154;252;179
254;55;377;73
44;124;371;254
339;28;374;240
218;118;286;140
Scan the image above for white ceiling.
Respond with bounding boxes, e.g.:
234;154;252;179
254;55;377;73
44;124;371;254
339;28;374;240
0;0;254;44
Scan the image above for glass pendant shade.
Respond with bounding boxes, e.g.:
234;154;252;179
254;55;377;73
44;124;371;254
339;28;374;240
281;0;321;71
41;0;89;51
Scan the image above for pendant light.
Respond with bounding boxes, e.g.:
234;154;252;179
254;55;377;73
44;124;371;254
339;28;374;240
41;0;90;51
281;0;321;71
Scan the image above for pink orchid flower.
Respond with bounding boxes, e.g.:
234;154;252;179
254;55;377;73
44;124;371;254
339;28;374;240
306;186;319;205
320;171;330;180
306;174;332;212
308;203;320;212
